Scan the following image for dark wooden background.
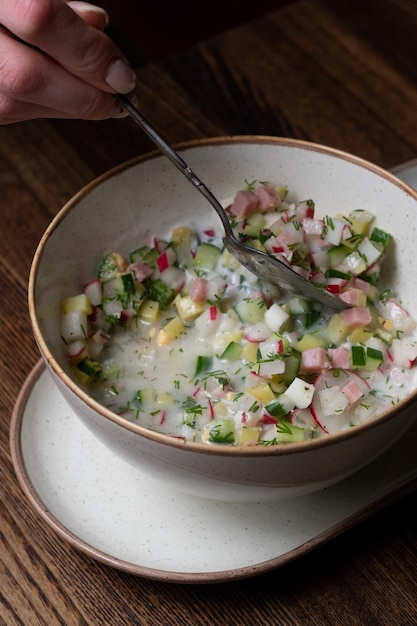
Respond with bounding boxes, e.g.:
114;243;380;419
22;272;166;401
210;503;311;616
2;0;417;624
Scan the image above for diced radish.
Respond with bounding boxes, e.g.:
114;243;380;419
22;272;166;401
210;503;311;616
194;307;222;337
152;237;169;253
390;337;417;368
358;237;382;266
258;358;286;377
159;266;186;292
157;247;177;272
291;408;317;431
244;322;272;343
209;306;218;321
206;276;227;301
324;217;349;246
66;340;86;359
377;298;417;335
83;279;102;306
302;217;324;236
258;338;284;359
61;310;88;343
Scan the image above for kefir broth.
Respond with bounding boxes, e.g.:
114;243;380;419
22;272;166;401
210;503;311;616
61;183;417;445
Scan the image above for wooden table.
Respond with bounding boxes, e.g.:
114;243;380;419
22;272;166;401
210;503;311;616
2;0;417;623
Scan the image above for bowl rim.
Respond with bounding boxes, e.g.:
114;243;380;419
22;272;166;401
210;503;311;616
28;135;417;458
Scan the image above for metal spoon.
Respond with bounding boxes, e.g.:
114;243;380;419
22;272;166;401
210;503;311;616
118;94;347;312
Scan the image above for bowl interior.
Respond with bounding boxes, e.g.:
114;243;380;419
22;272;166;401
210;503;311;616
30;137;417;441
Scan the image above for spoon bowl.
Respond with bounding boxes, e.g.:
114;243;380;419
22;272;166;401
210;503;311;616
118;94;347;311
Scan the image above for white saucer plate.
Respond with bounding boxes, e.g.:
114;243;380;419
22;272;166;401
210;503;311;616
10;162;417;584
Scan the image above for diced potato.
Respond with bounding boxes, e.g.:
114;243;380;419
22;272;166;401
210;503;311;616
174;294;205;322
237;426;260;446
324;313;350;344
295;332;327;351
349;327;374;343
241;341;258;363
348;209;374;235
139;299;160;323
220;248;242;270
171;226;192;245
62;293;92;315
245;382;276;404
157;316;185;345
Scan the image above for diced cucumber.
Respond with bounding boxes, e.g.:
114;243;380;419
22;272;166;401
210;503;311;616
234;298;266;324
264;399;289;417
274;420;305;443
328;245;351;268
129;245;159;268
271;351;300;384
206;418;235;444
98;252;126;281
219;341;242;361
193;242;221;270
370;227;391;249
362;346;384;371
351;345;366;367
76;358;101;378
144;278;176;309
194;355;213;377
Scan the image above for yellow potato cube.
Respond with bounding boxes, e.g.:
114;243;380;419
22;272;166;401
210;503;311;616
62;293;92;315
245;382;276;405
157;316;185;345
156;392;173;405
324;313;350;344
220;248;242;270
174;295;205;322
349;327;374;343
139;299;160;323
295;332;327;352
237;426;260;446
242;342;259;364
171;227;192;245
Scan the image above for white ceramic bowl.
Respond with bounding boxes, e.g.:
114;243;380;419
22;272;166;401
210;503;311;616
28;136;417;502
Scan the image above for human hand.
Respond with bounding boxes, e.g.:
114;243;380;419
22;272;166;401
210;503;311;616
0;0;137;124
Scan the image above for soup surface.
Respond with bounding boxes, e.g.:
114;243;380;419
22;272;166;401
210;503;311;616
60;182;417;445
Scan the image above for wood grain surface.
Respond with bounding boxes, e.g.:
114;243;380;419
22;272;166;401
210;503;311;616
2;0;417;624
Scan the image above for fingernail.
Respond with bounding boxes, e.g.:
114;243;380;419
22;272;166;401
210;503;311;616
105;58;137;93
67;1;110;27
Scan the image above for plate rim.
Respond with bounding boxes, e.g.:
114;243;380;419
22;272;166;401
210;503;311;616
9;359;417;584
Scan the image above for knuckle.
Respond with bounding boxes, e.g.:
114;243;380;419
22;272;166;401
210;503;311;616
17;0;55;39
0;53;43;98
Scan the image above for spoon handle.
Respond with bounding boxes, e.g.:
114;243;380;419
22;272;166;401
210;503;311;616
117;94;233;235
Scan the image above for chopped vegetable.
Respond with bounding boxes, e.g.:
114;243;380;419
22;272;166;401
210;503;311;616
60;180;417;446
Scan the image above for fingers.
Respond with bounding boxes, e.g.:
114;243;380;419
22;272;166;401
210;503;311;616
0;26;125;123
0;0;137;123
66;1;109;31
0;0;136;94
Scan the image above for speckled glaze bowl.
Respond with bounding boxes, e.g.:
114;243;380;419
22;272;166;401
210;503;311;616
28;137;417;502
